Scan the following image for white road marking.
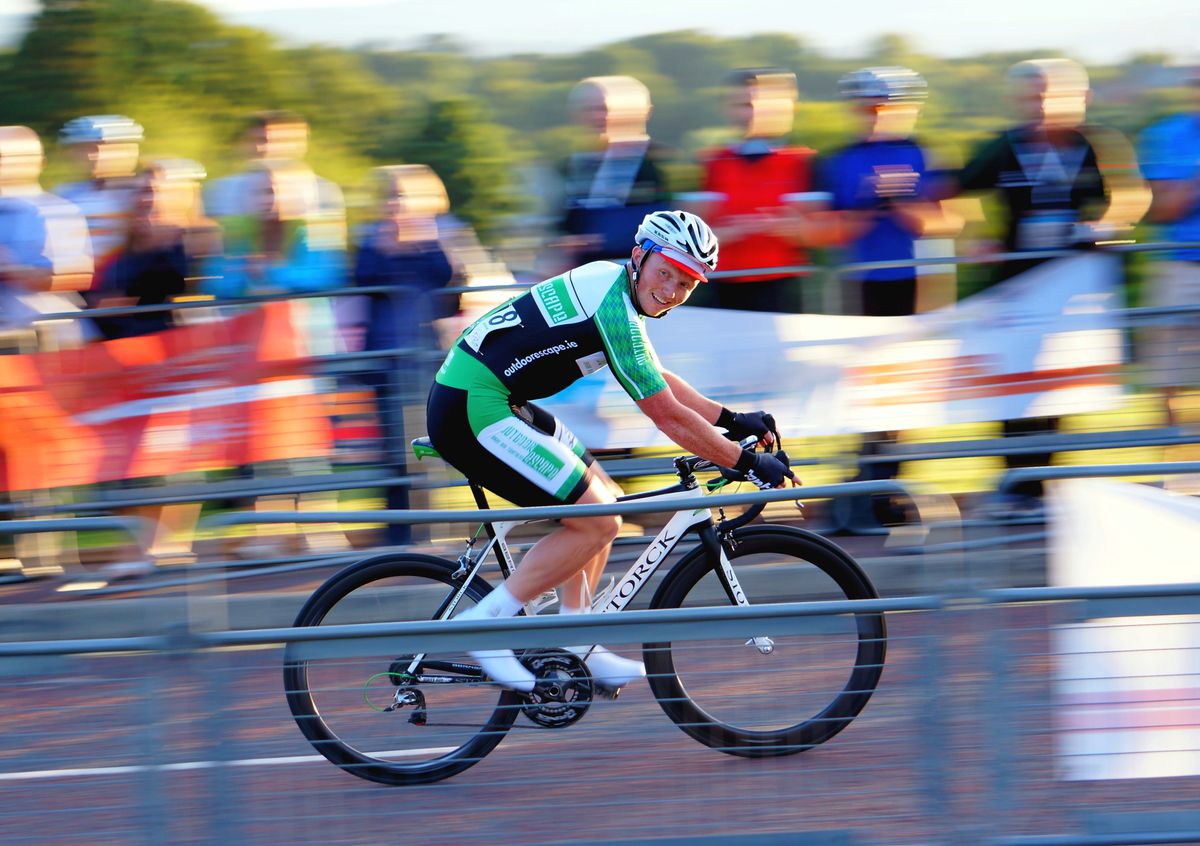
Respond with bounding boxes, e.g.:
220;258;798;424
0;747;459;782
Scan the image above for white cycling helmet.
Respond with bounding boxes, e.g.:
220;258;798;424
59;115;145;145
634;209;719;281
838;67;927;103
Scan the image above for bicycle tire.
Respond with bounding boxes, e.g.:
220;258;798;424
283;553;521;785
644;525;885;757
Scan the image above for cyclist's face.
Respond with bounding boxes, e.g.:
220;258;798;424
633;248;702;316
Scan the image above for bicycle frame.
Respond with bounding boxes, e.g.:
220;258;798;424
447;478;754;620
397;449;771;681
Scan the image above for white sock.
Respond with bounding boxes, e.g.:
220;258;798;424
468;583;523;619
456;584;535;693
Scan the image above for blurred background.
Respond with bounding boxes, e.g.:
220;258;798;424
1;2;1199;844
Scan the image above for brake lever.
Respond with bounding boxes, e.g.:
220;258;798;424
771;431;804;513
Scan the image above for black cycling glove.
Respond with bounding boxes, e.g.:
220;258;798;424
727;449;793;489
716;407;776;442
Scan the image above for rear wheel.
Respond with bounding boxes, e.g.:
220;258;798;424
283;553;521;785
645;526;885;756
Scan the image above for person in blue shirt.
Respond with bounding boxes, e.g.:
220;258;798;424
815;68;961;532
1138;65;1200;427
204;159;346;301
815;67;960;316
0;125;95;347
352;165;458;546
353;165;457;355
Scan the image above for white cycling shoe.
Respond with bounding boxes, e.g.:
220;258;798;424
456;587;644;694
469;648;536;694
455;598;537;693
568;645;646;689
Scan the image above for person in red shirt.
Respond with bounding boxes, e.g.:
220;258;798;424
698;68;818;313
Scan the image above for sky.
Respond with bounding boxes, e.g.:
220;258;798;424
3;0;1198;64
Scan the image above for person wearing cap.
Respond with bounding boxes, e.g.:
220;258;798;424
817;66;961;317
697;68;819;313
813;67;962;533
429;210;796;694
54;115;144;291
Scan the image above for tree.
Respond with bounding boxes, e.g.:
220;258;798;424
396;98;524;241
3;0;109;130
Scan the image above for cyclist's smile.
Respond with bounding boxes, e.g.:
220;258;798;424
633;250;702;317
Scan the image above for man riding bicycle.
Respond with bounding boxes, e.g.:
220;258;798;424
428;210;796;692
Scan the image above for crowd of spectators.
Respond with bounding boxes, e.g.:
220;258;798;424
1;55;1197;574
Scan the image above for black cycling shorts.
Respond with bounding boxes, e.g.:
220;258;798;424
426;382;595;507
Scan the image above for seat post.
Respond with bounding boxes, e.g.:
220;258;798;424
469;482;491;511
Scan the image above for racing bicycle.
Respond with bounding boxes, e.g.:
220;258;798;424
283;436;886;785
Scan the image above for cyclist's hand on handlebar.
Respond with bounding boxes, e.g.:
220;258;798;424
717;407;777;448
724;448;798;490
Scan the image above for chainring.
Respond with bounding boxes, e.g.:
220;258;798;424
518;648;594;728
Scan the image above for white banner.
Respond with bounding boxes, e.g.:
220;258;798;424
534;254;1125;448
1049;478;1200;781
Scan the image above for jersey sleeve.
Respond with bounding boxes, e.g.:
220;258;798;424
593;283;668;401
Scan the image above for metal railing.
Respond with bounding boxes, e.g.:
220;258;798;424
0;582;1195;845
5;239;1200;842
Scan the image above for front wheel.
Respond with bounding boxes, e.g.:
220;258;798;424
644;526;886;756
283;553;522;785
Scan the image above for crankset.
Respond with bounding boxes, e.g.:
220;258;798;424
517;648;594;728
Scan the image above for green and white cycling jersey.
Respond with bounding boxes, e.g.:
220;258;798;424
435;260;668;404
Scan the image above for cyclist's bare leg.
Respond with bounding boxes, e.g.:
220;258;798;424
537;464;644;687
459;468;642;692
503;472;620;604
558;463;624;609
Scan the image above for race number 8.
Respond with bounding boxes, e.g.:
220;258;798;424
489;306;519;326
465;303;522;352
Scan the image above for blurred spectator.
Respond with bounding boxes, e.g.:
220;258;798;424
76;159;219;577
947;59;1147;279
0;125;94;579
91;159;215;339
353;164;457;352
204;157;350;559
939;58;1150;509
205;110;345;225
0;126;94;349
203;159;347;302
351;164;457;546
1137;65;1200;430
53;115;143;291
541;76;672;275
697;68;818;313
818;67;962;316
818;67;963;531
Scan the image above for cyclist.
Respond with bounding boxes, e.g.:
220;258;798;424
429;209;796;692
